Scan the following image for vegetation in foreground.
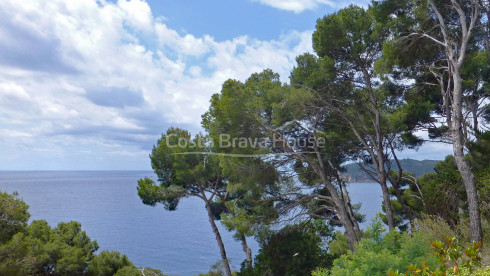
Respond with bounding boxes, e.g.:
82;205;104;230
0;190;167;276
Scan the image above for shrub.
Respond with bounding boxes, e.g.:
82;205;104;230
239;222;334;276
313;216;436;276
447;266;490;276
115;266;167;276
415;215;470;246
388;236;484;276
328;231;349;256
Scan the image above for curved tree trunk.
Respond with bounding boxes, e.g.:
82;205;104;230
311;142;361;250
239;231;253;268
321;176;360;251
362;65;396;231
342;182;362;240
205;202;232;276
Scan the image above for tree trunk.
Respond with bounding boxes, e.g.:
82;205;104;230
342;182;362;240
311;144;360;250
379;173;396;230
451;70;483;243
388;147;416;231
376;150;395;232
425;0;482;243
361;65;396;231
321;177;360;251
205;202;233;276
484;6;490;60
239;231;253;268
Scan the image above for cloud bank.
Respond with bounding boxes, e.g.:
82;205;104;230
0;0;449;169
0;0;313;169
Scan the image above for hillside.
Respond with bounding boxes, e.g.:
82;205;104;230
342;159;440;182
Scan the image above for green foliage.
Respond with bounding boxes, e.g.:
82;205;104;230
388;236;483;276
203;67;359;232
313;216;436;276
312;268;330;276
313;5;387;65
328;231;350;256
0;190;30;243
373;0;488;243
447;267;490;276
469;131;490;218
392;154;490;230
0;220;99;275
199;260;238;276
239;222;334;276
87;250;134;276
416;156;465;226
385;156;476;230
114;266;166;276
415;215;490;264
139;127;248;275
309;2;435;233
137;128;225;211
415;216;470;247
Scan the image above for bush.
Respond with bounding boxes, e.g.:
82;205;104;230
415;215;470;246
416;214;490;265
328;231;349;256
447;267;490;276
239;222;335;276
313;216;436;276
388;236;484;276
114;266;167;276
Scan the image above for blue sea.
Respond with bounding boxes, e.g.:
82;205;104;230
0;171;382;275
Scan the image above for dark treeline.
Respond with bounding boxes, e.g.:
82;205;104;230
342;159;440;182
137;0;490;275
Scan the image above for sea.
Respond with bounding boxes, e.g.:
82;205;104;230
0;171;383;276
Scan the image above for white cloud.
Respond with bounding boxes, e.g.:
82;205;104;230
0;0;313;169
117;0;154;32
0;82;30;100
250;0;371;13
155;23;216;57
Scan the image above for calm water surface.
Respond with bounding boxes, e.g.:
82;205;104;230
0;171;382;275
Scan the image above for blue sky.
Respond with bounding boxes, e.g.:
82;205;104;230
0;0;450;170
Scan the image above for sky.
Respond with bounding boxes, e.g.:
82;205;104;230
0;0;451;170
